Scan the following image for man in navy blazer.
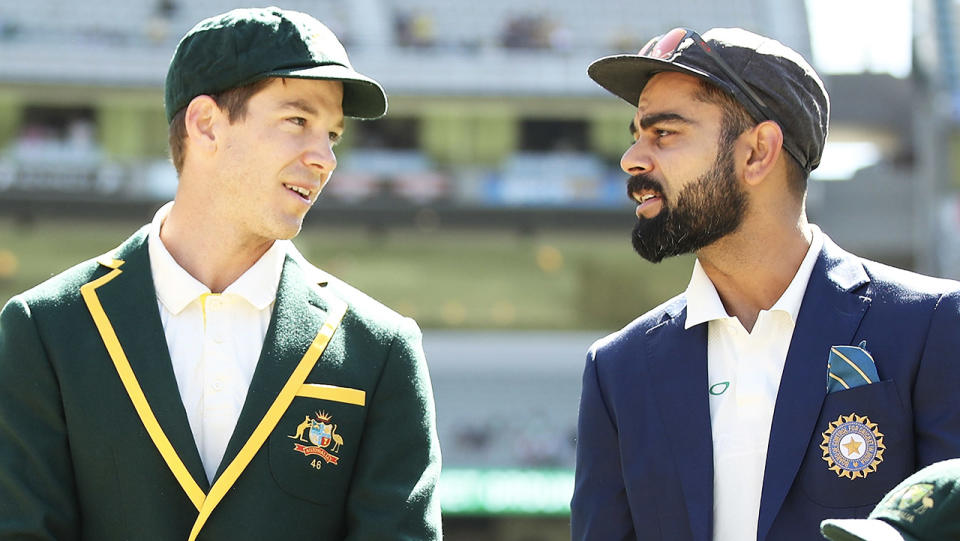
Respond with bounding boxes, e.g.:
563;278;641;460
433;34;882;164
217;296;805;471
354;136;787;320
572;27;960;540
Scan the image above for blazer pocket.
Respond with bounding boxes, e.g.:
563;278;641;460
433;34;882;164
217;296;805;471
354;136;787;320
797;380;913;508
268;387;366;504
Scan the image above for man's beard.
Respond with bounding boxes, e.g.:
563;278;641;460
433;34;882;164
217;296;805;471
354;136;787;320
629;149;747;263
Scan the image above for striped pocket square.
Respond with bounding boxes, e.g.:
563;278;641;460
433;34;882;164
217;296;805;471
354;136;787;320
826;340;879;393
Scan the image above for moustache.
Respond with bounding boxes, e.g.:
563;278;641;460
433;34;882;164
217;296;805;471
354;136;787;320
626;174;666;202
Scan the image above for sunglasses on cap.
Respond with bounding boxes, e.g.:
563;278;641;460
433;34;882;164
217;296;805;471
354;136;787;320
638;28;812;169
639;28;777;130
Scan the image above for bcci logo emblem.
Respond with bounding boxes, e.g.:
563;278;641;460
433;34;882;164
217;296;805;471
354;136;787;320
820;413;885;479
288;410;344;468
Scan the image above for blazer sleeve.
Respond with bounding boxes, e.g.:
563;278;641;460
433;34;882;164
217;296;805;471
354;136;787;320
343;317;442;540
0;297;79;540
571;346;635;541
912;288;960;467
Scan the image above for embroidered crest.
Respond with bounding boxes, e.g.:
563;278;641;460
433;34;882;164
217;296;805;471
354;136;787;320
288;410;344;467
891;483;936;515
820;413;885;479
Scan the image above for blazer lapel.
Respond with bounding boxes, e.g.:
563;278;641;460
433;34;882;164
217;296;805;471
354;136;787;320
215;254;334;479
188;254;346;540
647;305;714;541
81;228;210;507
757;238;870;540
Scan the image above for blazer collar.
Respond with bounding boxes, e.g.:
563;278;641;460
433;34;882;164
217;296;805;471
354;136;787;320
646;307;714;541
214;253;338;481
83;227;210;500
191;253;346;540
756;235;870;540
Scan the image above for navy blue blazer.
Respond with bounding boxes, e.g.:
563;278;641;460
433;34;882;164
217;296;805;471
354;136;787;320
571;236;960;541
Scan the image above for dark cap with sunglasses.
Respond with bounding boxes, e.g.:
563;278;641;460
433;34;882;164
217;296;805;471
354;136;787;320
588;27;829;174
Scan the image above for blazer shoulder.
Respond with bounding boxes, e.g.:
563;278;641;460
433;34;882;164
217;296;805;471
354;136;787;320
11;226;148;314
589;291;686;357
326;274;410;329
10;256;104;315
860;257;960;303
288;249;412;335
11;227;149;315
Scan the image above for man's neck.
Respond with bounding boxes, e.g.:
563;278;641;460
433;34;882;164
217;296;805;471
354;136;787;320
697;217;813;332
159;199;273;293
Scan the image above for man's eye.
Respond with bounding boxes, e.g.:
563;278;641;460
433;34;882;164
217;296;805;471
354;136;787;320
289;117;307;127
330;132;343;145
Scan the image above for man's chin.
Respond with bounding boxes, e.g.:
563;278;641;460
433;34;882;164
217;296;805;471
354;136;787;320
631;217;675;263
279;226;303;241
632;223;732;262
270;218;305;241
631;241;672;263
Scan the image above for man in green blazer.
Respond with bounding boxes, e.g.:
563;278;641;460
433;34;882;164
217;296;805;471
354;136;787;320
0;7;441;540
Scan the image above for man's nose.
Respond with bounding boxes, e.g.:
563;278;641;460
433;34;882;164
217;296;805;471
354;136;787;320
304;134;338;173
621;139;653;176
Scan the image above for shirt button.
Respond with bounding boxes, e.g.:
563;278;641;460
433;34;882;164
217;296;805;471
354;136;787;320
212;380;224;392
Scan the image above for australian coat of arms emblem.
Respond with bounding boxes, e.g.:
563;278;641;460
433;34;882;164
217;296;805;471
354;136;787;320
820;413;885;479
288;410;344;468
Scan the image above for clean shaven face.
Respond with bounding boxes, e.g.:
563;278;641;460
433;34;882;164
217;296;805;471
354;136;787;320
211;77;345;245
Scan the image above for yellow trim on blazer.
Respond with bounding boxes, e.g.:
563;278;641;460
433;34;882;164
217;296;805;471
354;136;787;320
188;296;347;541
82;255;349;540
297;383;366;406
80;258;207;510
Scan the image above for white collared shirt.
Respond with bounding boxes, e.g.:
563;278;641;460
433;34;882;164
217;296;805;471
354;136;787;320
684;225;824;541
147;202;288;483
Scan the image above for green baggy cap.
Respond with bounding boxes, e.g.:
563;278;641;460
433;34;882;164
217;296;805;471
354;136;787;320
164;6;387;122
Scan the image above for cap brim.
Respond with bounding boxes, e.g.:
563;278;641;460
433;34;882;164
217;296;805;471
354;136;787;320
820;519;918;541
588;54;716;108
269;63;388;120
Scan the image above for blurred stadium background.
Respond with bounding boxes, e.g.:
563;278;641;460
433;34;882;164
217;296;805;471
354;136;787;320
0;0;954;538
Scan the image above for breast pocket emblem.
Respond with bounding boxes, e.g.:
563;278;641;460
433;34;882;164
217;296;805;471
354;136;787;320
289;410;344;467
820;413;885;479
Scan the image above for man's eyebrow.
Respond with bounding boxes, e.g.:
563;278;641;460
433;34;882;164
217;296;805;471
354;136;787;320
638;112;694;130
279;99;318;116
279;99;345;131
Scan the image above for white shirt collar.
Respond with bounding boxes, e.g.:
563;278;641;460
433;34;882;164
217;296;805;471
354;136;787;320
684;224;825;329
147;202;288;314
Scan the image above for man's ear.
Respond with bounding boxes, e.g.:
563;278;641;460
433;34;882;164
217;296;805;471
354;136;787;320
741;120;784;187
183;95;221;155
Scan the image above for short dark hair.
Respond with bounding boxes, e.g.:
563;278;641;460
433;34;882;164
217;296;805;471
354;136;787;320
694;79;807;197
167;77;275;175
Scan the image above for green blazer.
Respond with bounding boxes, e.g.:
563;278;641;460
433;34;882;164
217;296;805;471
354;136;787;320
0;227;441;540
